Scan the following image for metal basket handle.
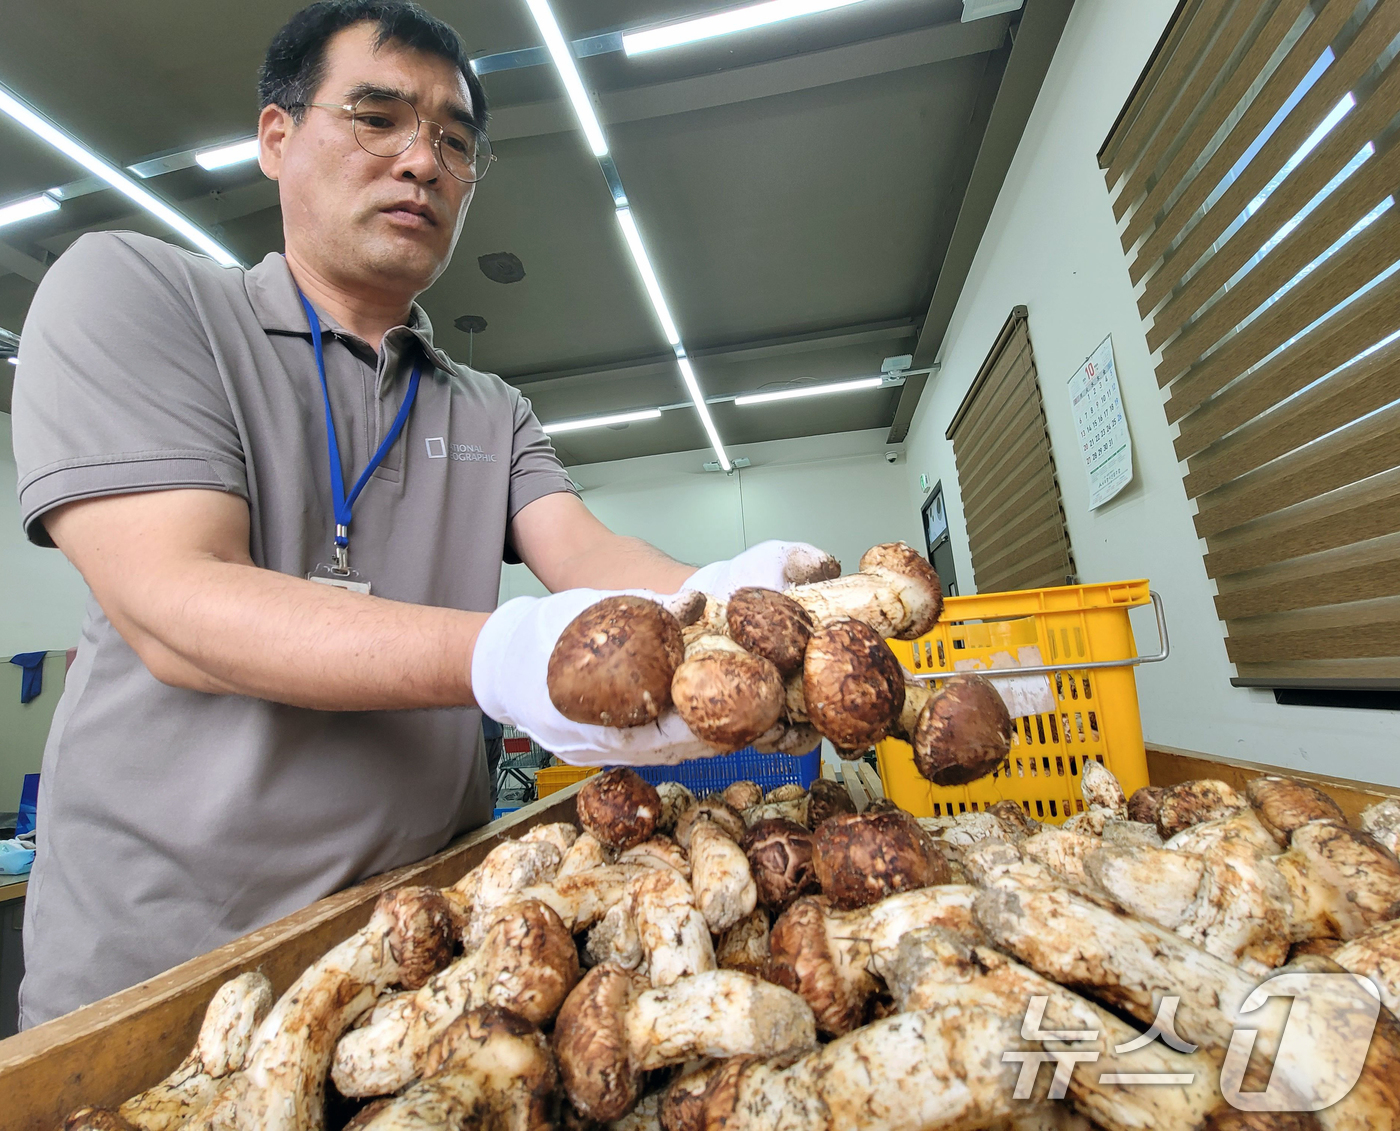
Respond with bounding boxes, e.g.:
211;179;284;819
909;590;1169;682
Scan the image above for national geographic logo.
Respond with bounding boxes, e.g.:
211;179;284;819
425;437;497;462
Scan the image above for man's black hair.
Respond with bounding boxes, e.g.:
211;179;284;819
259;1;488;129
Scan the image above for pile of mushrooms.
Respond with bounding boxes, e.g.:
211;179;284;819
66;764;1400;1131
546;542;1013;785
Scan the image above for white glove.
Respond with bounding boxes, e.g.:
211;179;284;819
683;540;839;601
472;590;718;768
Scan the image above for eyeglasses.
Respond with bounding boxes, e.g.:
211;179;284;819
292;93;495;183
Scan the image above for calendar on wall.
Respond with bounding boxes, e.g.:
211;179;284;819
1068;335;1133;509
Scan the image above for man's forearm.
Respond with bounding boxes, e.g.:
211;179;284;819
543;533;697;594
120;557;486;710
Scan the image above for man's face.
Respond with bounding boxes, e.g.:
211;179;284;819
259;22;477;299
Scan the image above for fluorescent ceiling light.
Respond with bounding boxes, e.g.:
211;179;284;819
624;0;865;54
0;83;241;267
195;137;259;171
6;357;17;366
542;407;662;433
0;192;58;228
615;208;680;345
523;0;609;156
678;357;731;471
734;375;884;406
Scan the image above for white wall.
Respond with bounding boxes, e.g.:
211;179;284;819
901;0;1400;786
501;428;925;601
0;413;89;655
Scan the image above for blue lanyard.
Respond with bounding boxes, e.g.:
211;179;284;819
299;293;422;572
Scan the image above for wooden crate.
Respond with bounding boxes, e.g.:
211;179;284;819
0;783;582;1131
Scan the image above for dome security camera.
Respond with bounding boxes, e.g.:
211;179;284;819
884;451;899;464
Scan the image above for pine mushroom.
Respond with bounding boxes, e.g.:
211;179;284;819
552;964;816;1122
784;542;943;640
332;899;579;1098
577;768;661;852
1333;919;1400;1015
742;817;819;912
1361;798;1400;856
345;1007;556;1131
547;596;685;726
767;886;978;1035
909;674;1012;786
716;907;771;978
186;887;455;1131
801;619;906;749
674;796;746;849
1153;779;1247;839
812;809;949;910
654;781;695;835
688;817;759;934
73;973;273;1131
1125;785;1165;826
807;777;857;828
725;587;814;676
671;631;785;750
722;780;765;811
1246;775;1345;843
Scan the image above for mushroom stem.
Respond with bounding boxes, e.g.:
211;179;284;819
332;899;579;1099
107;973;273;1131
784;543;943;641
346;1008;556;1131
688;819;758;934
187;888;455;1131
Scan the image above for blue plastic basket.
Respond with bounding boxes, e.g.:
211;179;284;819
625;745;821;796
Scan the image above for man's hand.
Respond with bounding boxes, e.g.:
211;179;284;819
471;589;717;767
683;540;840;600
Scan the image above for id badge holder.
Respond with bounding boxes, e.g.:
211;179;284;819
308;562;372;594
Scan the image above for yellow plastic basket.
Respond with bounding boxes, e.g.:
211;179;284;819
535;765;599;798
876;580;1166;824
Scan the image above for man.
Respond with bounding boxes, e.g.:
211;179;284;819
11;1;830;1027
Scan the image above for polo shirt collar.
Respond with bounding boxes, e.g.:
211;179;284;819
244;252;454;391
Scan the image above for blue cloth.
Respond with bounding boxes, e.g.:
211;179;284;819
17;773;39;838
9;651;45;704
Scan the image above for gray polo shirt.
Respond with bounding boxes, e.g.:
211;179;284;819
11;231;574;1026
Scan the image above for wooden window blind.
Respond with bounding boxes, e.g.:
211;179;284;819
1102;0;1400;690
946;307;1077;593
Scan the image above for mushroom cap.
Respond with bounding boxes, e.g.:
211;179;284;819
577;768;661;851
811;809;949;910
802;619;906;749
988;799;1038;839
726;587;814;675
722;780;766;812
910;674;1012;787
654;781;694;834
1126;785;1166;826
552;963;642;1122
378;886;456;990
742;818;820;912
765;783;807;803
660;1063;723;1131
474;898;582;1024
548;596;684;727
767;896;866;1035
807;777;857;828
1246;776;1345;842
674;797;747;849
857;543;944;639
672;649;785;750
1154;779;1247;839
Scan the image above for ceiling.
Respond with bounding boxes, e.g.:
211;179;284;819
0;0;1073;464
